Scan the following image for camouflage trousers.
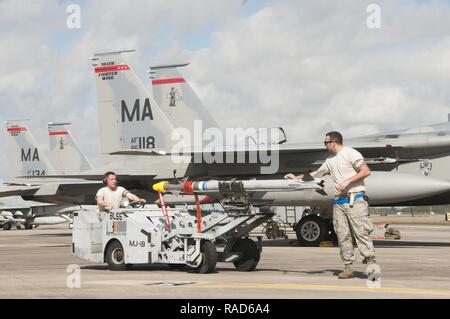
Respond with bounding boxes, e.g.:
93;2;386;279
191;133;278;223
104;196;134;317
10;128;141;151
333;198;376;266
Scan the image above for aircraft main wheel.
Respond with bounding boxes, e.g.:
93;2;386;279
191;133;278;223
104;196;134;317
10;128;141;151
2;223;12;231
105;241;131;271
295;215;327;247
193;241;217;274
231;238;260;271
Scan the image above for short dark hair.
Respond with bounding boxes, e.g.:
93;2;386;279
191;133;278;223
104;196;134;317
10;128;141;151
104;171;116;179
103;171;117;186
325;131;343;145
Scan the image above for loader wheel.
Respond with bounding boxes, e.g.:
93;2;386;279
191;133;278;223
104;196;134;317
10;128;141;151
105;241;131;271
295;215;327;247
193;241;217;274
168;264;187;271
2;223;12;231
231;238;260;271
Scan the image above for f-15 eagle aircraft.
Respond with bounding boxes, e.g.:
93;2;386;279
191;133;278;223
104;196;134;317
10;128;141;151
1;50;449;210
0;121;94;230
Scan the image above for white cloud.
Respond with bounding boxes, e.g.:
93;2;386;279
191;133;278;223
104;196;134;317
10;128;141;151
186;0;450;142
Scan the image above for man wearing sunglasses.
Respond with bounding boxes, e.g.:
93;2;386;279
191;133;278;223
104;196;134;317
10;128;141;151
285;131;376;279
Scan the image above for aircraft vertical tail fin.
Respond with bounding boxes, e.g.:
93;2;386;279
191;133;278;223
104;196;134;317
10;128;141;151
150;64;287;146
5;120;56;178
150;63;220;132
47;122;93;174
91;50;178;155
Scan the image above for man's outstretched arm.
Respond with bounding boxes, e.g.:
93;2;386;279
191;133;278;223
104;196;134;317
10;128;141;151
125;191;146;203
284;170;320;180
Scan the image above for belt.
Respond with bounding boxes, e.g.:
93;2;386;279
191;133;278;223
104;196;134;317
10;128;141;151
332;193;365;205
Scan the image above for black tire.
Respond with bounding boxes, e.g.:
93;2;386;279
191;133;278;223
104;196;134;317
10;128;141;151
328;227;339;246
2;223;12;231
25;224;33;230
231;238;260;271
295;215;327;247
193;241;217;274
168;263;187;271
105;240;131;271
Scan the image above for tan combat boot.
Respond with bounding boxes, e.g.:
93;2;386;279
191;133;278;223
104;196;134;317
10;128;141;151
338;265;354;279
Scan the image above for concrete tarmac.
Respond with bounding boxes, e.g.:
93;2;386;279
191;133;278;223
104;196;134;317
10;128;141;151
0;223;449;299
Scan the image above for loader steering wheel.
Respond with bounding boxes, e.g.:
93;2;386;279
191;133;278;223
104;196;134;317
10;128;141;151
129;201;145;208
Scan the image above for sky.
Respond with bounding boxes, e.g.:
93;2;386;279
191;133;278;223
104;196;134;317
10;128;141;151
1;0;450;179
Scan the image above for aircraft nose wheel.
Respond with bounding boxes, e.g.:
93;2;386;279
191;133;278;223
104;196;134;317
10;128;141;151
231;238;260;271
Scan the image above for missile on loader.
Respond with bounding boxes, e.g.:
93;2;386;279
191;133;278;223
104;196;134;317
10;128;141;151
153;171;450;207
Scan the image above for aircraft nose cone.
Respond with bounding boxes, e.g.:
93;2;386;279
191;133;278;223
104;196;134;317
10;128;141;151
366;171;450;205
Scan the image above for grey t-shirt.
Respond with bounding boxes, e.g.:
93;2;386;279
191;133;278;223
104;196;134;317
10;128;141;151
95;186;128;212
316;146;366;195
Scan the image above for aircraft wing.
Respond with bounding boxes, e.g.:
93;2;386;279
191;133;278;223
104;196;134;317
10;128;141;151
110;133;450;156
0;185;42;198
4;178;103;186
312;157;427;166
108;140;400;157
5;135;448;199
0;179;103;204
0;203;54;210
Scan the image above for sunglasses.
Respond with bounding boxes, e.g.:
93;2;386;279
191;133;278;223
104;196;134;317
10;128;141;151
323;140;335;145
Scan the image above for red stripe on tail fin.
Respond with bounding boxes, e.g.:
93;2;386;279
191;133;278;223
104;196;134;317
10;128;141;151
152;77;186;85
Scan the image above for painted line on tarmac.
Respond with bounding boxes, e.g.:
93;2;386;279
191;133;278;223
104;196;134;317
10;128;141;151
193;282;450;296
392;225;450;229
85;280;196;287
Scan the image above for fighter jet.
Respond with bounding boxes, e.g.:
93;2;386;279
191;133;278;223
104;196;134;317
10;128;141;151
147;60;450;175
2;50;450;210
0;119;101;205
144;61;450;244
92;51;450;173
147;59;450;207
0;121;94;230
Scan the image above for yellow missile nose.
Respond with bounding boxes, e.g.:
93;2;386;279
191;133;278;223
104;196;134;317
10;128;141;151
153;181;169;193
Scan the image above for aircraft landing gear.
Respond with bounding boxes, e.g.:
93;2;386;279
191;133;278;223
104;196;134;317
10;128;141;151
263;220;288;239
295;215;329;246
